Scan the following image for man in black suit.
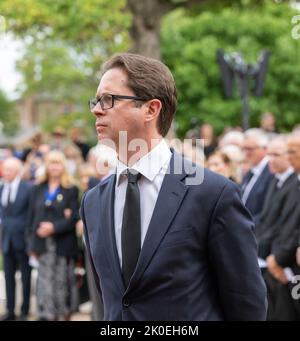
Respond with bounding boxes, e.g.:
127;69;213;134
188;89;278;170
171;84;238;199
264;134;300;320
256;136;297;259
0;157;33;321
241;128;274;223
295;238;300;317
81;53;267;321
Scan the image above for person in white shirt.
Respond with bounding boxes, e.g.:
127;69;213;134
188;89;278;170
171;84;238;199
81;53;266;321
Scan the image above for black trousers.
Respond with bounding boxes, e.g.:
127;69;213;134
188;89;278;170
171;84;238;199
263;269;300;321
3;247;31;316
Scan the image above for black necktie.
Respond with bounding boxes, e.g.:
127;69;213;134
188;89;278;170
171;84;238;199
241;170;254;194
121;169;142;287
274;177;280;190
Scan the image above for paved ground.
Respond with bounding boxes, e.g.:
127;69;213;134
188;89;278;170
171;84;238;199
0;270;92;321
70;302;92;321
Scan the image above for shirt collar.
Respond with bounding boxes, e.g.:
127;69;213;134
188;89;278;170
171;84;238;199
251;156;269;176
275;167;294;184
4;176;21;189
116;139;171;186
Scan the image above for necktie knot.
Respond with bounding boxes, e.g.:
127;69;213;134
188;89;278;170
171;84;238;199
126;169;141;184
274;177;281;189
246;170;254;182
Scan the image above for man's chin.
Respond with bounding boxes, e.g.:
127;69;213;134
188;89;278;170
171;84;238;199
97;132;108;141
97;134;117;150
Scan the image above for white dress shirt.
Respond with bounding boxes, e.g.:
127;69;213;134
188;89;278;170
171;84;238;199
275;167;294;188
114;139;172;267
242;156;269;204
1;176;21;206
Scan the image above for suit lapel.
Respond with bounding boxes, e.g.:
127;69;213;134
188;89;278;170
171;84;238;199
100;175;125;293
261;177;276;214
13;181;23;207
127;152;189;292
281;182;300;219
276;173;297;200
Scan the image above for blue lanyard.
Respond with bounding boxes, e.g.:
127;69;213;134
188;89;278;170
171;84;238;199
44;186;61;205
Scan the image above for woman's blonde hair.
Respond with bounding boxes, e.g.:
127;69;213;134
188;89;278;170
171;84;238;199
37;150;76;188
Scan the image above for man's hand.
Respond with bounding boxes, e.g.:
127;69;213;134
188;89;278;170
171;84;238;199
266;254;288;284
28;251;38;258
76;220;84;237
37;221;55;238
296;247;300;266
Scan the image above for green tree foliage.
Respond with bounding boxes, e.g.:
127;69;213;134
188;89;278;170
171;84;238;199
161;1;300;136
0;0;131;48
0;90;18;135
1;0;299;138
0;0;131;135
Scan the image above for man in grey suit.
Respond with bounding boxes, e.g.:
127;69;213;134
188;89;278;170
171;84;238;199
80;53;267;321
0;158;33;321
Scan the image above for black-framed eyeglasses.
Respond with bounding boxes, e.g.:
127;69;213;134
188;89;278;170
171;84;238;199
89;93;152;111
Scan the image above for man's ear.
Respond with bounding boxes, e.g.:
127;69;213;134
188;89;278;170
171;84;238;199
144;99;162;123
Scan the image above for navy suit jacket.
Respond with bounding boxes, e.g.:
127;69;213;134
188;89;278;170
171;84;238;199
242;164;274;223
0;181;33;254
80;151;267;321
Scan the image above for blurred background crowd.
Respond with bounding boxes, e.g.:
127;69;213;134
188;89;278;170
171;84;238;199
1;111;300;321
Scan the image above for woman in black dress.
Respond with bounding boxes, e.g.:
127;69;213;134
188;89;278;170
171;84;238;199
27;150;80;320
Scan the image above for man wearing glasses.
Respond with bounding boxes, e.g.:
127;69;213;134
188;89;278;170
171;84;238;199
241;128;274;223
80;53;267;321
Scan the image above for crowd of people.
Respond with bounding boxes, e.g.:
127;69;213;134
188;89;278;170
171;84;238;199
0;110;300;321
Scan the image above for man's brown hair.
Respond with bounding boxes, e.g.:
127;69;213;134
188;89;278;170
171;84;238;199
101;53;177;137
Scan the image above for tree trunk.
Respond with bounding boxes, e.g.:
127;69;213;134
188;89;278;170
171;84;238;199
127;0;175;60
127;0;206;60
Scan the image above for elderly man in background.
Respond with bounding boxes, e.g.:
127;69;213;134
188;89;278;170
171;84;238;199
0;158;33;321
263;133;300;320
241;128;274;223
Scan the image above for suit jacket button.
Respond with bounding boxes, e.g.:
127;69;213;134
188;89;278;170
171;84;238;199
123;298;130;307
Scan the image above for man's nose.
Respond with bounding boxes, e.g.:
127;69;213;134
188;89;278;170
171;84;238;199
92;102;105;116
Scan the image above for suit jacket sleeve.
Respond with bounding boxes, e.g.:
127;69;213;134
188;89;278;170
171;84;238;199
272;224;300;267
26;185;37;253
53;186;79;235
80;192;103;303
208;181;267;321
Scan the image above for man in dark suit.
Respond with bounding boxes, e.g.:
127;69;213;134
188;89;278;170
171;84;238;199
256;136;297;259
241;128;274;223
295;236;300;317
0;157;33;321
264;134;300;320
81;53;267;321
